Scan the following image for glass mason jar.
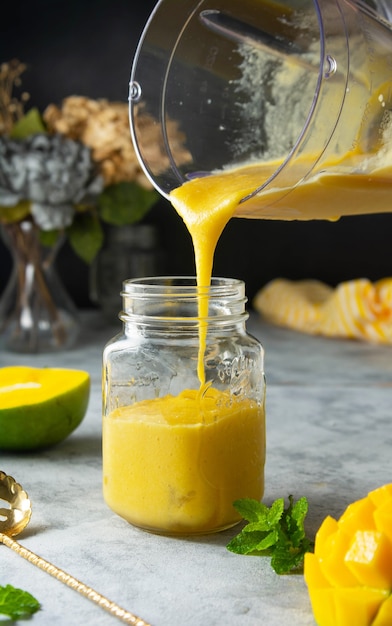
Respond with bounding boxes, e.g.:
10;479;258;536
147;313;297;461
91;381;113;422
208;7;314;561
102;276;266;535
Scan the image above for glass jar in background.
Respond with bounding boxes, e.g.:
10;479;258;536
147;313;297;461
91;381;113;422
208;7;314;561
102;276;266;535
89;224;162;319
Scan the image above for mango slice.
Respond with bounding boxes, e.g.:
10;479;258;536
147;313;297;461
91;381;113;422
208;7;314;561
345;531;392;589
372;594;392;626
333;588;389;626
368;484;392;508
304;484;392;626
374;500;392;544
319;527;359;587
338;496;377;534
0;366;90;450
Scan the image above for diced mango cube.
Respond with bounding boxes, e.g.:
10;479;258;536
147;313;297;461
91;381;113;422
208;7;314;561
344;530;392;589
368;484;392;508
333;588;388;626
338;497;376;535
320;528;359;587
372;594;392;626
307;587;336;626
314;515;339;556
304;484;392;626
374;500;392;545
304;552;331;589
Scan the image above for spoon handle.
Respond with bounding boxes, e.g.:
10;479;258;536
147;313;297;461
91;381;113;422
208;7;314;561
0;532;151;626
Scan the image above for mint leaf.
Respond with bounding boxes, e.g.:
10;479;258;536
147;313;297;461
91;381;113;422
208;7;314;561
271;541;307;575
266;497;285;526
232;498;269;523
227;495;314;575
254;529;279;551
0;584;40;619
287;495;309;546
227;530;267;555
98;181;158;226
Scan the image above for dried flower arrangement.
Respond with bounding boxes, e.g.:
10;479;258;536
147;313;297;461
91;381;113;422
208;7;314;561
0;59;160;263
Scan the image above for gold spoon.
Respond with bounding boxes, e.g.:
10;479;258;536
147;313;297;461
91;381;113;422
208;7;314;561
0;470;151;626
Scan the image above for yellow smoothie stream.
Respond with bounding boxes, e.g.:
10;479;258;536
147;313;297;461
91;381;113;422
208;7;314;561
104;135;392;534
102;155;270;534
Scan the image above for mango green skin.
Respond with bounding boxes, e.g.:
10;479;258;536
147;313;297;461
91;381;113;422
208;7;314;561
0;376;90;451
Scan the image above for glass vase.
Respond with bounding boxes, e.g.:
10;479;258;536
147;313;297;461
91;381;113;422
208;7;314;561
0;220;80;353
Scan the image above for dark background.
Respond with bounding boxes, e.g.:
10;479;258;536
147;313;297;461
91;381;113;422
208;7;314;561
1;0;392;310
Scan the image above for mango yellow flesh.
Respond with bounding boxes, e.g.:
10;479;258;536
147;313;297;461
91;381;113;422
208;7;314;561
369;484;392;508
372;595;392;626
0;366;90;450
338;497;377;534
304;484;392;626
318;527;359;587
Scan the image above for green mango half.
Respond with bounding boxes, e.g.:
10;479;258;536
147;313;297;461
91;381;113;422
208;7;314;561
0;366;90;451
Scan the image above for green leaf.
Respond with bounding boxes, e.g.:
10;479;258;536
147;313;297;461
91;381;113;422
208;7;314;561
233;498;269;523
243;521;270;533
0;584;40;620
267;498;285;526
67;212;104;264
271;543;307;575
0;200;31;223
254;529;279;551
10;107;46;139
227;495;314;575
227;529;267;555
39;229;62;248
98;181;158;226
289;496;309;546
291;496;308;527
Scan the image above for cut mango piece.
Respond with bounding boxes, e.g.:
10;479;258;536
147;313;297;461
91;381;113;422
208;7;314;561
304;484;392;626
334;588;388;626
304;552;331;589
372;594;392;626
314;515;339;556
374;500;392;545
345;530;392;589
319;528;359;587
0;366;90;450
338;497;376;535
368;484;392;508
307;587;336;626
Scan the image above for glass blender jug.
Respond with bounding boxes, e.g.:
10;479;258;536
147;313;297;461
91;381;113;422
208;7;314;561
129;0;392;221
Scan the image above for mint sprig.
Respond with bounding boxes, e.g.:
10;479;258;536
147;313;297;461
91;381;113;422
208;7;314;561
227;495;314;574
0;584;41;620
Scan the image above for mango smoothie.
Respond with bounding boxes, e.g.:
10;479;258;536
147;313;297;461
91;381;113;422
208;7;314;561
171;153;392;225
103;387;265;534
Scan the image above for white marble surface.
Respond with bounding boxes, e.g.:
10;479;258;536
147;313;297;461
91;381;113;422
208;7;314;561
1;311;392;626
